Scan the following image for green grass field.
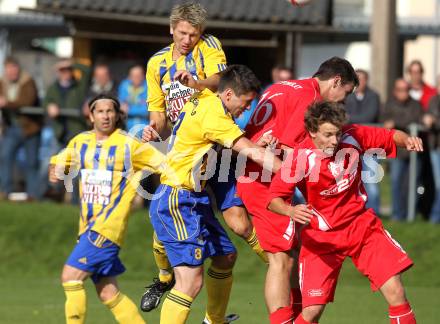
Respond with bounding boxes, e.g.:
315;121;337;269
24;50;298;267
1;201;439;323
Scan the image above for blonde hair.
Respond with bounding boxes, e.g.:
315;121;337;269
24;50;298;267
170;2;207;31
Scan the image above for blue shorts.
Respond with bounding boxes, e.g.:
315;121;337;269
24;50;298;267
208;154;243;211
66;230;125;283
149;184;236;267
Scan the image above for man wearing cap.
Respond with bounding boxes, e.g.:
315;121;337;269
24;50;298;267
43;59;91;145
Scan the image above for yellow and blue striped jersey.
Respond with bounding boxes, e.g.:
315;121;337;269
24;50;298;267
50;129;165;246
146;34;227;123
161;89;243;191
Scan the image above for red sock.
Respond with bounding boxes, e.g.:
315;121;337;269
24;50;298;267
389;302;416;324
294;314;312;324
269;306;294;324
290;288;302;319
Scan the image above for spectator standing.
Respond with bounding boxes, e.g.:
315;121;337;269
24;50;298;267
43;59;90;146
82;62;117;118
345;69;381;214
382;79;423;221
0;56;40;200
118;64;148;136
345;70;380;124
406;60;436;111
423;75;440;224
406;60;436;219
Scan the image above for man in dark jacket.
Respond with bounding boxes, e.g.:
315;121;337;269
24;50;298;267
43;59;91;204
345;69;381;214
345;69;380;124
382;78;423;221
0;56;40;200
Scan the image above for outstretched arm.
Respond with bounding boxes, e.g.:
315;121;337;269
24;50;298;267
268;197;313;224
393;130;423;152
232;136;282;174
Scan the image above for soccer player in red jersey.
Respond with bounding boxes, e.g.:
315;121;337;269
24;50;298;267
268;101;421;324
236;57;358;324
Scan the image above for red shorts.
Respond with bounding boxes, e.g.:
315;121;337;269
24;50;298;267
237;178;299;253
299;211;413;307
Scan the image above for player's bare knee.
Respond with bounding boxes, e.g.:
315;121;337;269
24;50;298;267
226;251;238;267
177;275;203;298
211;252;237;269
95;279;119;302
302;305;325;322
61;265;86;283
61;266;71;283
61;272;69;284
267;252;294;272
230;221;252;238
380;275;407;305
385;283;406;305
193;275;204;295
97;287;119;302
223;207;251;238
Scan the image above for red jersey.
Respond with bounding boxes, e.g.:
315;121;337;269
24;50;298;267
269;125;396;231
243;78;322;182
246;78;322;147
420;83;436;110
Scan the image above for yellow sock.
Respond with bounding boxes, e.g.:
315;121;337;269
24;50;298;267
160;289;193;324
153;232;173;282
62;281;87;324
246;227;268;264
103;292;145;324
205;266;233;324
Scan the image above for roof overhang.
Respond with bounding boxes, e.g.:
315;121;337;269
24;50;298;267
25;7;337;34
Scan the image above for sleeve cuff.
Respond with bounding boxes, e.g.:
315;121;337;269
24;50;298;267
148;106;165;113
387;129;397;158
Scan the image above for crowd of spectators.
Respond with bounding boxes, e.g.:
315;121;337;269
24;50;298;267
0;56;148;202
0;56;439;224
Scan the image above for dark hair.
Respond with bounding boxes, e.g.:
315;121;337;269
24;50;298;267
218;65;261;96
304;101;347;133
88;94;125;129
407;60;424;74
313;57;359;87
4;56;20;66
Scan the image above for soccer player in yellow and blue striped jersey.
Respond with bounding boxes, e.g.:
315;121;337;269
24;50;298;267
141;3;268;315
149;65;282;324
49;94;164;324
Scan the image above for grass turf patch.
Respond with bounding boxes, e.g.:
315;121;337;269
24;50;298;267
1;201;439;323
